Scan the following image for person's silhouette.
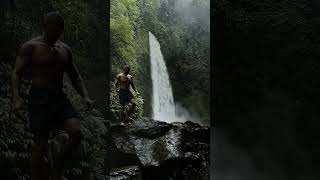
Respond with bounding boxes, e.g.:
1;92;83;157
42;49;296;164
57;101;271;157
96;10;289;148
11;12;94;180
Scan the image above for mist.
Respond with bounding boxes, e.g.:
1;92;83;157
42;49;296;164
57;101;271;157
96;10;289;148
173;0;210;31
174;102;206;125
212;129;288;180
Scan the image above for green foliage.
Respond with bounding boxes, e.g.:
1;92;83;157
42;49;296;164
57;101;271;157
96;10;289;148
63;77;110;177
50;0;95;56
0;64;33;179
111;0;140;67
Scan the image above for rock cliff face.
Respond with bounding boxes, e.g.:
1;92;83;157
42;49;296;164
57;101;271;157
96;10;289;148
214;0;320;179
110;118;209;180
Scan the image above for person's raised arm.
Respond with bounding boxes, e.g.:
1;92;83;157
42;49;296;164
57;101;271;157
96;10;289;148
11;42;32;110
130;77;137;93
65;46;94;108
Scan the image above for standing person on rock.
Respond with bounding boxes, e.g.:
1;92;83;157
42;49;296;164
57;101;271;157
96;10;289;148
115;65;138;125
11;12;94;180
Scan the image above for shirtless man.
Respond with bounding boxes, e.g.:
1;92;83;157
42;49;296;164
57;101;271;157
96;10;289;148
11;12;94;180
115;65;137;124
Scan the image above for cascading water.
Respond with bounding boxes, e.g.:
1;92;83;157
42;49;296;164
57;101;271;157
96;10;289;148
149;32;176;122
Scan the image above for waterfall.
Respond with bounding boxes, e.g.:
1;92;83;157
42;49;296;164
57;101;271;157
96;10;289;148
149;32;199;124
149;32;176;122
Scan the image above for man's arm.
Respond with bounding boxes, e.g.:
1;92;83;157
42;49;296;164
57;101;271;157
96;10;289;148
65;46;90;100
115;74;120;89
11;42;32;106
130;77;137;92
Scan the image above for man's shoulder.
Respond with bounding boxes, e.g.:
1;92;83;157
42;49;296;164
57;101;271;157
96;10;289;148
57;40;71;51
21;37;40;48
116;73;123;78
21;36;47;50
27;36;45;45
19;38;41;54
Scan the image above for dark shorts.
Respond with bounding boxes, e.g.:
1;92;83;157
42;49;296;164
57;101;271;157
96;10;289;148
118;89;133;106
27;87;79;136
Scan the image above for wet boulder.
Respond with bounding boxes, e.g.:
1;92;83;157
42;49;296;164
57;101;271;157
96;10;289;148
111;117;209;180
110;165;142;180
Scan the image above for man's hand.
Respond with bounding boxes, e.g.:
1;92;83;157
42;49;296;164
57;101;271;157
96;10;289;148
84;97;95;111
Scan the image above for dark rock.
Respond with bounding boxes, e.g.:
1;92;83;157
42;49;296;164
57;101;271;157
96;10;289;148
111;117;209;180
128;117;173;139
110;165;142;180
113;125;136;154
214;0;320;178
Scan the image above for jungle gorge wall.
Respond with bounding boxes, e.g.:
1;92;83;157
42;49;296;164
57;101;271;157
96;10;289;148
214;0;320;179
